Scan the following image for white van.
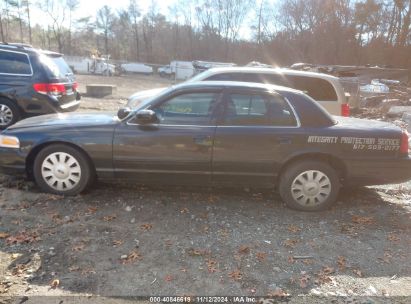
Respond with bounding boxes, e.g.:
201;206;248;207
127;67;349;116
188;67;349;116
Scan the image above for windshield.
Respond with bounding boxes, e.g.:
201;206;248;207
40;54;73;79
186;70;211;82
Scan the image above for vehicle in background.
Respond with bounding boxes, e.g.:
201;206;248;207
120;63;153;75
127;67;349;116
1;81;410;211
192;60;237;74
0;43;80;129
188;67;349;116
158;61;195;80
65;55;115;76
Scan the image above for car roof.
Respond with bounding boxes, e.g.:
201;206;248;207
195;66;339;81
173;80;304;94
0;43;62;57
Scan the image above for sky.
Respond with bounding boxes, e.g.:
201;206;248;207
26;0;258;40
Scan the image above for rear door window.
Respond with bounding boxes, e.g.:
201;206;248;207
0;50;32;75
223;92;297;126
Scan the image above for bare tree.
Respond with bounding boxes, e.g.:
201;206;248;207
66;0;79;54
128;0;141;60
96;5;114;55
38;0;67;53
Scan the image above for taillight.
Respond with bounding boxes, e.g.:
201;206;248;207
400;130;409;155
72;82;78;91
33;83;66;95
341;103;350;117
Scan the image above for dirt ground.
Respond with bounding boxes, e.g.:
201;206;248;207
1;74;411;303
76;74;173;112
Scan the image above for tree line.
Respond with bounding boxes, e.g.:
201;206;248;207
0;0;410;70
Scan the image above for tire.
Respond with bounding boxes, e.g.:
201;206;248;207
279;160;340;211
0;98;20;129
33;144;94;196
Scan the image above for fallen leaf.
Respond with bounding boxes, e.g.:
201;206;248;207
351;215;375;225
180;208;189;214
299;274;310;288
288;256;295;264
287;225;301;233
140;223;152;231
6;230;40;245
337;256;346;271
238;245;250;254
206;259;218;273
0;232;10;239
323;266;335;275
102;215;116;222
86;207;98;214
378;251;393;264
283;239;299;248
256;252;267;262
387;233;400;242
121;250;143;264
112;239;124;246
228;270;242;281
187;248;209;256
165;275;173;282
72;243;85;252
50;279;59;289
352;269;363;277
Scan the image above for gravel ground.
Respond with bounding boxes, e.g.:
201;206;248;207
0;74;411;303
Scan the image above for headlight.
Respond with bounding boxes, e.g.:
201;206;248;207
0;135;20;148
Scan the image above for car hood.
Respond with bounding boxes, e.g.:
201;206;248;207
127;87;168;109
7;112;119;130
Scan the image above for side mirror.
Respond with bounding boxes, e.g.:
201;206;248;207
136;109;158;124
117;107;132;119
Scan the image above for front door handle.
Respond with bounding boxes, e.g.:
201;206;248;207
194;135;212;146
277;137;292;144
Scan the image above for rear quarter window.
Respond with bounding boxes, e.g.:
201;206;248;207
286;76;338;101
39;54;73;79
0;50;32;75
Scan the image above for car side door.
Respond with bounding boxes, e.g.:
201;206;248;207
113;89;222;185
212;89;300;187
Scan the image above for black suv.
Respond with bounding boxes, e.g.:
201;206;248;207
0;43;80;129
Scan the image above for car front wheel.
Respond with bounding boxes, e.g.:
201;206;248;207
279;160;340;211
33;144;93;195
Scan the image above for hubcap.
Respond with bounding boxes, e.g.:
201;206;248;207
41;152;81;191
291;170;331;206
0;104;13;126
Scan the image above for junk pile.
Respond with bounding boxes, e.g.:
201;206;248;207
289;62;411;130
354;79;411;124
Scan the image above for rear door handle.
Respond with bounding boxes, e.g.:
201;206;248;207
277;137;292;144
194;135;212;146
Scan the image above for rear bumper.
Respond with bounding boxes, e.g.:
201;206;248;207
345;156;411;186
20;93;81;115
0;148;26;176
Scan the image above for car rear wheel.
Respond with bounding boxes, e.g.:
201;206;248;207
0;99;20;129
279;160;340;211
33;144;93;196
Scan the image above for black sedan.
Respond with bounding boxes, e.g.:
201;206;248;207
0;81;410;211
